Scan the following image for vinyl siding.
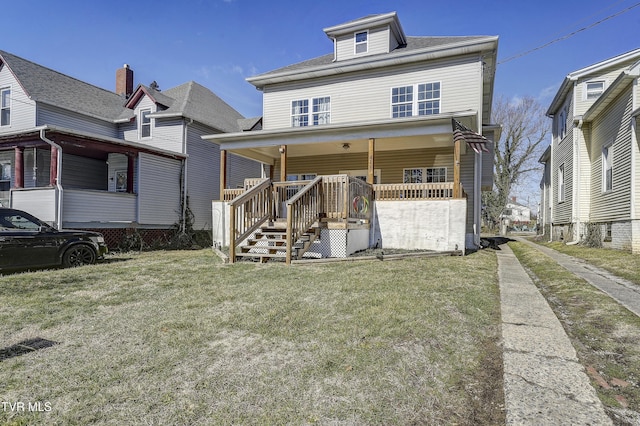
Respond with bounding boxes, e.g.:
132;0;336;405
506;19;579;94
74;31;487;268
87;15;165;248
0;64;36;132
137;152;182;225
574;58;639;116
589;86;633;222
577;123;591;221
273;147;454;184
120;96;184;153
61;153;108;190
335;25;390;61
36;104;118;138
481;131;496;190
553;131;574;224
262;57;481;130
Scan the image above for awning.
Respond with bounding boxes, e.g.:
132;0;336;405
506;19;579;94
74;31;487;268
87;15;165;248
452;119;490;153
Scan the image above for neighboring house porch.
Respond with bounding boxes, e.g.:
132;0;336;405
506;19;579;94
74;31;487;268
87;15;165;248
2;126;185;245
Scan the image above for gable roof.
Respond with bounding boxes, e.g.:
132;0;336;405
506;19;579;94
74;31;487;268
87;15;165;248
246;35;498;89
547;48;640;116
149;81;244;133
0;50;133;123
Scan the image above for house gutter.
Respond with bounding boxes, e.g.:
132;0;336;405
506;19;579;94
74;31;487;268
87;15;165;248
38;128;63;230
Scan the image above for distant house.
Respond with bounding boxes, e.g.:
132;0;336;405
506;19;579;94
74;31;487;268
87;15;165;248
540;48;640;250
500;199;531;224
0;50;262;247
205;12;500;263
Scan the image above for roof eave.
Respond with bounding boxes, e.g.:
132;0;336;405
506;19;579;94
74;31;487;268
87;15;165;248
323;12;399;37
247;36;498;89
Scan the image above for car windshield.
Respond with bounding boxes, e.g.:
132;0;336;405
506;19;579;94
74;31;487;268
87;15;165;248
0;212;45;231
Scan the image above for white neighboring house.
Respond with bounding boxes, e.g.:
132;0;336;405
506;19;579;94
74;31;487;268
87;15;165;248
205;12;500;263
0;51;263;247
540;48;640;251
500;200;531;225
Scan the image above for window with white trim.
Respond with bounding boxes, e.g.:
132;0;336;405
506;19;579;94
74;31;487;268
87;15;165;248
558;163;565;202
139;108;151;138
603;144;613;192
392;86;413;118
403;167;447;183
1;87;10;126
558;109;566;140
586;80;605;100
392;82;441;118
355;31;368;54
312;97;330;125
291;97;330;127
417;83;440;116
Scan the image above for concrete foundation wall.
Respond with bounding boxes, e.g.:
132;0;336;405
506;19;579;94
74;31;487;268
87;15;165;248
372;199;466;251
211;201;230;248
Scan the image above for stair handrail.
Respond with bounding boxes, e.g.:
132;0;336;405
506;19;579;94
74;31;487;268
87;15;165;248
228;178;272;263
285;175;324;264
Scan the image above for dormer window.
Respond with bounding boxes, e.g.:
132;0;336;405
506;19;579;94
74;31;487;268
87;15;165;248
140;108;151;138
355;31;368;54
586;80;605;100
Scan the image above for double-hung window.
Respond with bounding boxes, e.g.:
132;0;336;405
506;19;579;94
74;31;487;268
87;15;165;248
312;97;330;125
603;144;613;192
392;86;413;118
392;82;440;118
0;88;10;126
355;31;368;54
140;108;151;138
291;97;330;127
417;83;440;116
586;80;605;100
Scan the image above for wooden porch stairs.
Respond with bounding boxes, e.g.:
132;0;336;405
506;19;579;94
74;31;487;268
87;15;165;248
235;220;322;263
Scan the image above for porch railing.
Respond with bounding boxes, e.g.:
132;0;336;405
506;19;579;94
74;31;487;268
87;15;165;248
223;178;269;201
373;182;463;201
228;178;272;262
321;175;372;222
272;180;312;219
286;176;324;264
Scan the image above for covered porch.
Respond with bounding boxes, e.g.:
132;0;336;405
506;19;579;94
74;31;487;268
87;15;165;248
207;114;490;263
1;126;185;230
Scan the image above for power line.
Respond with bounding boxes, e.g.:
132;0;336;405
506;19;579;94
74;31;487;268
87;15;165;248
498;2;640;65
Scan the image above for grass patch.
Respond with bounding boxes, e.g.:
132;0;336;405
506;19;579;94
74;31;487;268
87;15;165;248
535;240;640;285
0;249;504;425
510;241;640;424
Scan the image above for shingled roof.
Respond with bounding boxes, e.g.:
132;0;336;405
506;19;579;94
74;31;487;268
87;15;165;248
0;50;131;122
155;81;244;133
247;36;495;88
0;50;244;132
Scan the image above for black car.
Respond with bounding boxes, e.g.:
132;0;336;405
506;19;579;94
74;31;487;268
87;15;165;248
0;208;108;271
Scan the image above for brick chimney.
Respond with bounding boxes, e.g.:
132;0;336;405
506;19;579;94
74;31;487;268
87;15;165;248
116;64;133;97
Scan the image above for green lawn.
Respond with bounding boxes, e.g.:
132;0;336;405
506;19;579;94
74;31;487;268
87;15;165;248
0;249;504;425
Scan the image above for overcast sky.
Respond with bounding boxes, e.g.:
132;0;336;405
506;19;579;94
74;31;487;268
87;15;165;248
4;0;639;205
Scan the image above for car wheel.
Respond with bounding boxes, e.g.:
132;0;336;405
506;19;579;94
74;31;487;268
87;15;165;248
62;244;97;268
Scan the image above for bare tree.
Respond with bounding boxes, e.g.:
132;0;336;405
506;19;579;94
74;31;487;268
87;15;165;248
483;95;549;229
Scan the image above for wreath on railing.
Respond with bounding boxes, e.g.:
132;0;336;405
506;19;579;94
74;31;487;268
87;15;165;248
352;195;369;214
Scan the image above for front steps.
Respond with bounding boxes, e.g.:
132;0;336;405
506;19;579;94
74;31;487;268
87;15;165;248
234;221;321;263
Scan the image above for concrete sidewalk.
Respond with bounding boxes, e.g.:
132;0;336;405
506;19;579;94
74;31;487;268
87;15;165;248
514;237;640;318
496;244;612;424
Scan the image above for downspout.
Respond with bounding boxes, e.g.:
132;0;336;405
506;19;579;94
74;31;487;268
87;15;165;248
332;37;337;62
39;128;63;230
181;118;193;233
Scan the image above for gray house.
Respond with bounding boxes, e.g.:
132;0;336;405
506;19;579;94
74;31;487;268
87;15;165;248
0;50;262;247
540;48;640;251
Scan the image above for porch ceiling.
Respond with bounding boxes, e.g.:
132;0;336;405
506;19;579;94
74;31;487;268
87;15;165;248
234;133;456;161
